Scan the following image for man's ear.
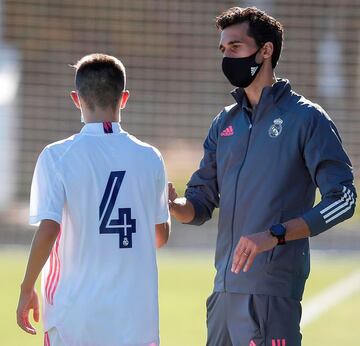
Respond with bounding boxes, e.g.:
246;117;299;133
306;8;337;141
70;91;81;109
261;42;274;62
120;90;130;110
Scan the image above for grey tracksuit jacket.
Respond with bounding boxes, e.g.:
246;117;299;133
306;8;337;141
185;79;357;300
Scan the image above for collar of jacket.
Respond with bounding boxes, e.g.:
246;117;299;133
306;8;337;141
230;78;292;123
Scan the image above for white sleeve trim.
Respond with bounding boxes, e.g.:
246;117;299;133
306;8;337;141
29;212;62;226
155;210;170;225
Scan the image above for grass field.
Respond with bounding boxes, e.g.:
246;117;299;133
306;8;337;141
1;248;359;346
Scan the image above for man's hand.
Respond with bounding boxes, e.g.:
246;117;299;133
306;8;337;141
168;182;178;208
167;182;195;223
16;220;60;335
231;230;278;274
16;286;39;335
231;218;311;274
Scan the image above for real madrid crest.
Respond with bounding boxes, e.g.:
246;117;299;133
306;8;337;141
268;118;283;138
123;237;129;247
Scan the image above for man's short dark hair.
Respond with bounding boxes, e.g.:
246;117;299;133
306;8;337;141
72;53;126;111
215;7;283;68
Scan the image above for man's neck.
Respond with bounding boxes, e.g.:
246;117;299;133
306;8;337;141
83;107;120;123
244;68;277;108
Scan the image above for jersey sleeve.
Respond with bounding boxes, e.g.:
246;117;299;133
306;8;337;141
155;154;170;224
301;112;357;236
29;148;65;226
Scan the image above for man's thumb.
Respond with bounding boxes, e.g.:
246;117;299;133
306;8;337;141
33;306;39;322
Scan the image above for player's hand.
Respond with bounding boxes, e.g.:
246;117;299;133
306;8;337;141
231;230;278;274
168;182;178;208
16;286;39;335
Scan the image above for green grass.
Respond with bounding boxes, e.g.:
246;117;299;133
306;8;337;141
1;249;359;345
158;252;215;346
302;255;359;299
1;249;41;346
302;290;360;345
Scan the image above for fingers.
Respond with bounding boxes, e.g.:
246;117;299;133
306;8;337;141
232;248;250;274
231;236;258;274
231;237;248;273
23;312;36;334
33;292;40;322
17;291;38;335
33;304;39;323
168;182;178;202
17;309;36;335
243;250;256;272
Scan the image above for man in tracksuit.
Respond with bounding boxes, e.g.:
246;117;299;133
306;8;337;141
168;7;357;346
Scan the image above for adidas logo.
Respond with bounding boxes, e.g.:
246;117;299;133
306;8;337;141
251;66;258;76
220;125;234;137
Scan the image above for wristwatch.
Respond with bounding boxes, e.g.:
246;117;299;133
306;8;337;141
270;224;286;245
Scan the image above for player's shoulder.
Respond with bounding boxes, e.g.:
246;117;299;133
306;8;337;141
126;133;163;162
223;102;238;114
205;103;238;134
216;102;238;121
273;89;333;138
287;90;331;123
39;134;81;165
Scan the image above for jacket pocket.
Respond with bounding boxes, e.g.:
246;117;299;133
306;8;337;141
265;211;282;264
267;209;309;277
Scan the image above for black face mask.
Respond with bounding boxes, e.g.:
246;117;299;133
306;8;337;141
222;49;263;88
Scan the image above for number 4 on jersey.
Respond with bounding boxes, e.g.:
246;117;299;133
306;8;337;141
99;171;136;248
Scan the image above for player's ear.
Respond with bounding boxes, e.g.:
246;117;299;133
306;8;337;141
260;41;273;63
70;91;81;109
120;90;130;110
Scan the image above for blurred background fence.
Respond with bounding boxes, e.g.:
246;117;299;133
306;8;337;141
0;0;359;247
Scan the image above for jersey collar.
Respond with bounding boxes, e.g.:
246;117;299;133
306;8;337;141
80;122;125;135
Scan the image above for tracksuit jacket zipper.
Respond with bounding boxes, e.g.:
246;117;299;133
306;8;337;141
224;113;253;291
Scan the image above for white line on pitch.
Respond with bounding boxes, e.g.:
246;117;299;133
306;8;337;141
301;269;360;328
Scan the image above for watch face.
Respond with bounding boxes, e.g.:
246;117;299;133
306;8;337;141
271;224;286;236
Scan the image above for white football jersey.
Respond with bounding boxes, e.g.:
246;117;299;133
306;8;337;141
29;122;169;346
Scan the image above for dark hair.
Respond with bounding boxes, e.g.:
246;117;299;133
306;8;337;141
215;7;283;68
72;53;126;111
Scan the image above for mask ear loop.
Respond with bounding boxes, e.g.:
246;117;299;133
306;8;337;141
254;44;265;64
